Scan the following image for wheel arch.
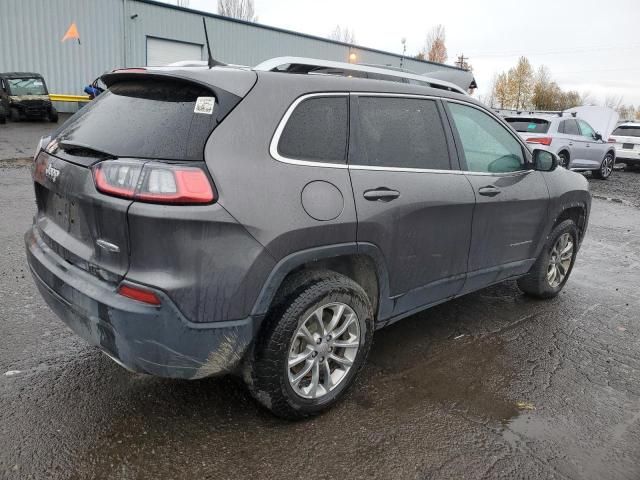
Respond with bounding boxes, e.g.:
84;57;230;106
250;242;392;323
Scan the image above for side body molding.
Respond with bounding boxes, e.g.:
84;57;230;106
250;242;393;326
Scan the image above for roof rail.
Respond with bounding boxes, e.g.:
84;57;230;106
253;56;470;95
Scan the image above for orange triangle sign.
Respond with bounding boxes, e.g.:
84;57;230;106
62;22;80;43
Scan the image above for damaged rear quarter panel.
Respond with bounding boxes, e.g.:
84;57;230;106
125;201;276;324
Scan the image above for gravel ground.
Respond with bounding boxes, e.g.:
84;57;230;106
586;166;640;207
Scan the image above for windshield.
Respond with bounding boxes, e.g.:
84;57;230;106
612;126;640;137
7;77;47;96
505;118;550;134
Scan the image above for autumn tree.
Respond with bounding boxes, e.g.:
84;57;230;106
420;25;447;63
329;25;356;44
493;72;511;109
218;0;257;22
508;57;533;110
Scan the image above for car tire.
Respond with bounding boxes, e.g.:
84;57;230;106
9;107;21;122
592;152;615;180
517;219;579;299
0;113;5;124
558;151;570;169
49;107;59;123
244;270;374;419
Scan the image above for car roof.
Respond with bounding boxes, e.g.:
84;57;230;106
0;72;43;79
504;115;559;122
615;122;640;127
105;66;479;106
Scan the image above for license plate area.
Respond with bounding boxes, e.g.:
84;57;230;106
623;143;634;150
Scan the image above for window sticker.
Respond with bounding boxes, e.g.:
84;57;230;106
527;123;537;130
194;97;215;115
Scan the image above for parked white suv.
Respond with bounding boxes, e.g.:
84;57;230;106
608;122;640;168
505;114;616;179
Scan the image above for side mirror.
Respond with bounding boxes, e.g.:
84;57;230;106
594;132;603;141
532;149;558;172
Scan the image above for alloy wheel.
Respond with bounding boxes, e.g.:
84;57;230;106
601;155;614;178
547;232;574;288
288;302;360;399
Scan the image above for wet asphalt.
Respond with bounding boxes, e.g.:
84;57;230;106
2;128;640;478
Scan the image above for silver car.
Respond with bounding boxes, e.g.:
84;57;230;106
608;122;640;168
505;114;616;179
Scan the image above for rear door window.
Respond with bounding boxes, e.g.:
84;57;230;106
53;79;222;160
562;119;580;136
277;96;348;163
352;96;450;170
505;118;550;134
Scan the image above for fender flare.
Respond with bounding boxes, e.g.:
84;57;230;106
250;242;393;321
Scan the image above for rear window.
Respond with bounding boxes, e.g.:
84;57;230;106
277;96;348;163
612;126;640;137
505;118;550;134
53;79;221;160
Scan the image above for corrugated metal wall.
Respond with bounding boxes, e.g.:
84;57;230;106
1;0;459;112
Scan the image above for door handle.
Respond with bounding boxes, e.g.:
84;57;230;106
478;185;501;197
363;188;400;202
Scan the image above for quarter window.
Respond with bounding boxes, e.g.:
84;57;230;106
277;96;348;163
448;103;525;173
353;97;450;170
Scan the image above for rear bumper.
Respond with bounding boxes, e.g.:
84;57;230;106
615;148;640;163
25;225;259;379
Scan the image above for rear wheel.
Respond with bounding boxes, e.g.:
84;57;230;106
245;271;374;419
517;219;579;299
558;151;570;168
592;152;614;179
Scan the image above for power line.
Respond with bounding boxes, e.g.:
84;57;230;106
465;43;640;59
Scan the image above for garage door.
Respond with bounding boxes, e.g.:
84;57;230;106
146;37;202;66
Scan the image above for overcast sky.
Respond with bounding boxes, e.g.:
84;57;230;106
169;0;640;105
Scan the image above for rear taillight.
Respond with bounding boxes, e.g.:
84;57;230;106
118;284;161;305
92;160;216;205
608;138;617;143
526;137;552;146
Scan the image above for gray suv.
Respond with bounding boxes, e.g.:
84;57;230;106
504;114;616;179
25;60;591;419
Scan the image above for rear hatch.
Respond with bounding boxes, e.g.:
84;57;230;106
504;117;552;147
32;68;256;283
610;125;640;150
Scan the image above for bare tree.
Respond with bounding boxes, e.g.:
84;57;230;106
329;25;356;44
603;95;624;110
218;0;257;22
420;25;447;63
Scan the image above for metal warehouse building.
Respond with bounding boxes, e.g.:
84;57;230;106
1;0;471;112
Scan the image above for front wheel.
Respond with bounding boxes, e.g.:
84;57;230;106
48;107;59;123
592;153;614;179
245;271;374;419
558;151;570;169
517;219;579;299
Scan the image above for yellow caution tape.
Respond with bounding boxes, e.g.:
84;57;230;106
49;94;91;103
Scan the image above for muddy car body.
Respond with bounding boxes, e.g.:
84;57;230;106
25;60;591;418
0;72;58;122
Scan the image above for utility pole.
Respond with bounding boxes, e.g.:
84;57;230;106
455;53;468;69
400;38;407;69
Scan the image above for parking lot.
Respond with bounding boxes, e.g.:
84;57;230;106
2;121;640;479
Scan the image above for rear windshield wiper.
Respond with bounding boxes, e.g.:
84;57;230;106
58;140;117;159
